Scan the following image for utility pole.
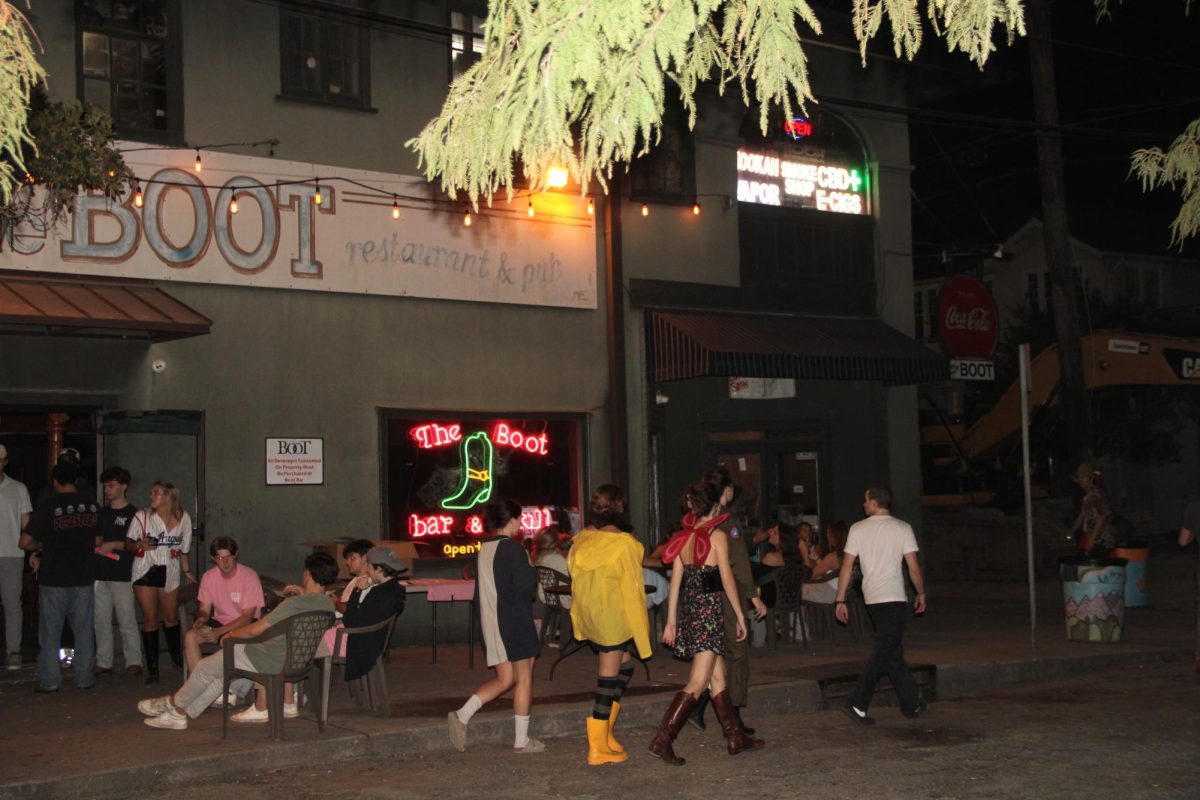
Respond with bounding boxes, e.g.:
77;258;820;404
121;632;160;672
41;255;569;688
1027;0;1090;472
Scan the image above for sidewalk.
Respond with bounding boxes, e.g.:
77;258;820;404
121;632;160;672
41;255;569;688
1;549;1194;800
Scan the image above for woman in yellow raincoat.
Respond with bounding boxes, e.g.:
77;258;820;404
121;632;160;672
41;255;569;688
568;484;651;765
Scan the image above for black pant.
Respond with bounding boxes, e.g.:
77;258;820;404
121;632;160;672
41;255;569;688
849;601;920;713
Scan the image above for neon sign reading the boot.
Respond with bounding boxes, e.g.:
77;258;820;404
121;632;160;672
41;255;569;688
411;423;462;449
492;423;550;455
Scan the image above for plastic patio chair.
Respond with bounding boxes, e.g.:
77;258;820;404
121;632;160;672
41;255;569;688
316;612;400;726
535;566;571;648
221;609;335;741
765;566;808;651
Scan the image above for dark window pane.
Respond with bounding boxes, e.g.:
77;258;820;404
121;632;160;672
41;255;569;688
113;82;142;127
150;87;168;130
82;32;110;78
110;0;140;30
81;0;113;26
142;0;168;36
111;36;141;81
83;78;112;115
142;41;166;85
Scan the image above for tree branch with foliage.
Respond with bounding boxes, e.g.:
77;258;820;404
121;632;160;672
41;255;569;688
0;0;46;205
409;0;1026;204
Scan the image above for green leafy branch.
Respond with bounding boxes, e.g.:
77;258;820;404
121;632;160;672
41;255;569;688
410;0;1027;205
1131;118;1200;247
0;0;47;205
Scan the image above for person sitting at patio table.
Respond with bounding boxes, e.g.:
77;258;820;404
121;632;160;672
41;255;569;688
184;536;264;675
803;521;847;604
136;552;337;730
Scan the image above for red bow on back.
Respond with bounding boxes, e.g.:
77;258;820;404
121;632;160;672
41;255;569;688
661;512;730;566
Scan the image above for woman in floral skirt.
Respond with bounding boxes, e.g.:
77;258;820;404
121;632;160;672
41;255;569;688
648;480;762;765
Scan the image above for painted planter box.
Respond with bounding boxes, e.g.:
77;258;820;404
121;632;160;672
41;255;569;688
1062;564;1126;643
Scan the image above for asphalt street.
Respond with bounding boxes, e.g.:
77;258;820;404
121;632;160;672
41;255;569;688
134;660;1198;800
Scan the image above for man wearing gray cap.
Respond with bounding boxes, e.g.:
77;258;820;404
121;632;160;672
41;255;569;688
0;443;33;670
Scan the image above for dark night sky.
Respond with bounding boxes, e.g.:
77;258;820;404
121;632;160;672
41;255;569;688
903;1;1200;272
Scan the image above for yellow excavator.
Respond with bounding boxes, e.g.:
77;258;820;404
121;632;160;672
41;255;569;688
921;331;1200;506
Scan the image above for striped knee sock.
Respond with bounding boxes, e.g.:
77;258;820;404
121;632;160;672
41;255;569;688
613;661;635;703
592;676;620;720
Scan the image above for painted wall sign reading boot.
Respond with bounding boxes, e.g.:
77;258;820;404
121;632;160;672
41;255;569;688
265;437;324;485
0;145;597;309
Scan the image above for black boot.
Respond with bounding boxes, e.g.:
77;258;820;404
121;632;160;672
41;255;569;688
163;624;183;669
735;706;756;736
687;689;710;732
142;629;160;684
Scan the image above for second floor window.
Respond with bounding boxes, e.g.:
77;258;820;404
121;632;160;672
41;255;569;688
449;10;485;79
280;7;370;108
78;0;182;142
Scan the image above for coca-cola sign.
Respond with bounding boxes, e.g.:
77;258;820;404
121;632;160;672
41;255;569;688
937;275;999;359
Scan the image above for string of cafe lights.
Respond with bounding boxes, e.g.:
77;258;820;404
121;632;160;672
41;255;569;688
116;146;733;226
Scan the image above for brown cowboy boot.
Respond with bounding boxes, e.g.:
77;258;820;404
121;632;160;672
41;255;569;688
648;691;696;766
711;689;764;755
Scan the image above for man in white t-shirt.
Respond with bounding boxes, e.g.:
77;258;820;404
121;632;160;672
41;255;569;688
0;444;33;670
834;486;927;724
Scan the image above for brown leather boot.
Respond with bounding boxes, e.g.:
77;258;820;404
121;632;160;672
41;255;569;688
647;691;696;766
711;690;764;754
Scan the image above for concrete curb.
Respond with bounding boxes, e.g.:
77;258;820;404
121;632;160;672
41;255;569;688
0;646;1189;799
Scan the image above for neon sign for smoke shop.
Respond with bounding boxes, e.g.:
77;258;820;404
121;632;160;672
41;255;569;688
735;149;868;215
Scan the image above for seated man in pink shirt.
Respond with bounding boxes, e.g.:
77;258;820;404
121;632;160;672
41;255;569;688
184;536;264;675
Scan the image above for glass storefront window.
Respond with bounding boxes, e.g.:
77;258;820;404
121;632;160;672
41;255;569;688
381;412;584;556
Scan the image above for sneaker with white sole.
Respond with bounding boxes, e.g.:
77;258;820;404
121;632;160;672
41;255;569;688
138;696;173;717
144;708;188;730
209;692;241;709
231;705;270;723
5;653;21;671
447;711;468;752
283;702;299;719
514;737;546;754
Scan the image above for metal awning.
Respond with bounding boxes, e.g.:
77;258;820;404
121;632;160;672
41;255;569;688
648;309;948;385
0;271;211;341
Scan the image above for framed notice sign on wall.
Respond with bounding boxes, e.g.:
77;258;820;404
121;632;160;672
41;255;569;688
266;438;324;486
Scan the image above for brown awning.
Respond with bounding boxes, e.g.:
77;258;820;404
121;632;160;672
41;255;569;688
649;309;948;385
0;270;211;342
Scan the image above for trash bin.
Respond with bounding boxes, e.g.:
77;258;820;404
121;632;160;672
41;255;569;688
1111;543;1149;607
1060;557;1127;642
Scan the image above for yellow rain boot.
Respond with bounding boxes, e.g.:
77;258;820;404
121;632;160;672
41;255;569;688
586;716;628;765
607;701;625;754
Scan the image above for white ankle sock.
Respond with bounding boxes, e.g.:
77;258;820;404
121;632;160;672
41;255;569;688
456;694;483;725
514;714;530;749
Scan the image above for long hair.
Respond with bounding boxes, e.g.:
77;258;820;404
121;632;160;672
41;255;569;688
153;480;182;523
824;520;848;557
776;523;800;565
531;527;566;561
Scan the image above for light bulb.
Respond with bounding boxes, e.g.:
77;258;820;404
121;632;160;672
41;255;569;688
527;200;535;218
134;185;144;208
587;198;594;216
314;185;323;206
194;151;202;173
641;203;649;217
392;197;401;220
230;195;239;214
546;167;569;189
464;209;473;227
692;202;701;216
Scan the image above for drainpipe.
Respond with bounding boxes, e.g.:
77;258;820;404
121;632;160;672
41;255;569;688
605;173;629;489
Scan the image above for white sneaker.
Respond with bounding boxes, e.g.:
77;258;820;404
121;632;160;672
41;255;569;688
514;737;546;754
138;696;173;717
5;653;21;671
209;692;241;709
231;705;270;723
283;702;299;719
447;711;468;752
144;708;188;730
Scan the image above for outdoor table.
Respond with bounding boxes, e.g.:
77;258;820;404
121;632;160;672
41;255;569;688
544;585;653;681
401;578;477;667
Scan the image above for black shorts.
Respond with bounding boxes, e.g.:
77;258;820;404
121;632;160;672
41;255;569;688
133;564;167;588
589;639;633;654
